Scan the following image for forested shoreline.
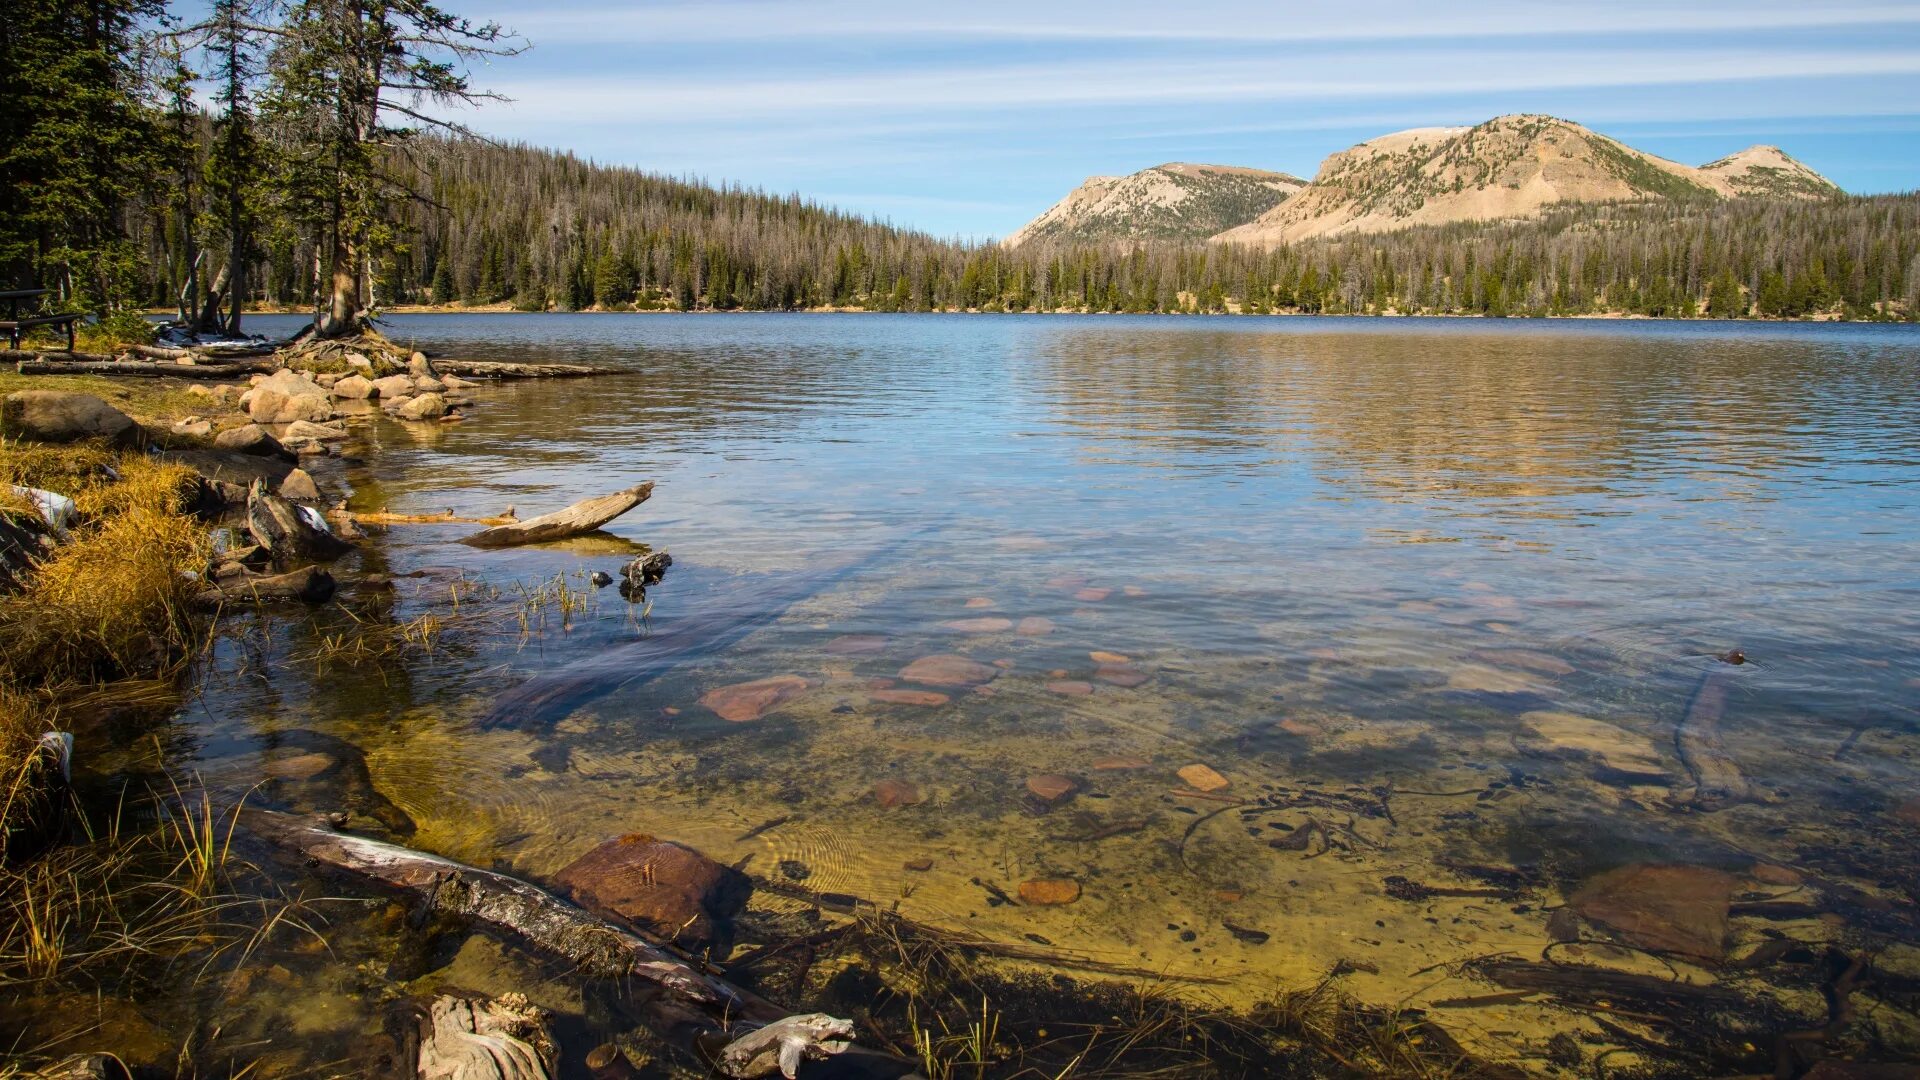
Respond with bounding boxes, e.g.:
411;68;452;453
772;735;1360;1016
5;5;1917;329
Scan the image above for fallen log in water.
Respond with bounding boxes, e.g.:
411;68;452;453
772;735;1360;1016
353;508;520;527
17;357;276;378
459;483;651;548
241;810;914;1078
430;359;619;379
1675;667;1752;810
190;564;336;608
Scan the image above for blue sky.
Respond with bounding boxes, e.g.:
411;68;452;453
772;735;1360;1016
439;0;1920;238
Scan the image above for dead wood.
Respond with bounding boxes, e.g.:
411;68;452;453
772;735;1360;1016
459;484;652;548
17;358;276;378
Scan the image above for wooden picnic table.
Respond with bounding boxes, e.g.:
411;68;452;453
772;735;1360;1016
0;288;82;351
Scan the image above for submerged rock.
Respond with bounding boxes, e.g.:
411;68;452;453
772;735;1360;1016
1093;664;1149;688
1517;711;1668;780
1073;586;1112;602
869;688;949;706
1045;680;1093;696
1471;648;1575;677
940;616;1013;634
1567;863;1736;961
1014;616;1054;636
553;833;751;956
1177;764;1230;792
1018;878;1082;905
698;675;809;722
1092;755;1150;770
872;778;925;809
1025;774;1078;805
899;654;998;687
823;634;888;656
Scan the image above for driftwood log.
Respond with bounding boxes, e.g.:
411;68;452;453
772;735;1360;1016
190;564;336;608
397;993;558;1080
353;509;519;527
429;360;617;379
1676;667;1751;809
241;810;916;1078
459;483;651;548
16;357;276;378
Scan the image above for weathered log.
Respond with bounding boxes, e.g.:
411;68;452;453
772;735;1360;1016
459;483;652;548
240;810;913;1078
19;350;122;364
17;358;276;378
1676;667;1751;809
353;509;519;527
190;564;336;608
429;360;618;379
398;993;557;1080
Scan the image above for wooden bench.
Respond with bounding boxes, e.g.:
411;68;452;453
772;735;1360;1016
0;288;82;351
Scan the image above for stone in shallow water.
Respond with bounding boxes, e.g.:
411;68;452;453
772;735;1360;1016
1026;774;1077;804
940;617;1013;634
1089;650;1129;664
964;597;994;608
1015;616;1054;636
823;634;888;656
1045;680;1093;696
1019;878;1082;905
1094;664;1149;688
553;833;751;955
873;778;925;809
1277;718;1322;737
1177;764;1230;792
262;752;334;780
899;654;998;687
698;675;809;722
1073;586;1112;602
1567;863;1736;961
1751;863;1802;886
1518;711;1668;779
1122;585;1147;598
904;858;934;872
1093;755;1150;770
1045;574;1087;591
869;688;949;707
1445;665;1545;695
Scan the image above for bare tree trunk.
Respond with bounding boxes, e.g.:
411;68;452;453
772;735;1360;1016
196;263;231;335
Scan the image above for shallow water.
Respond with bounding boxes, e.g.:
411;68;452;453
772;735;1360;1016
104;315;1920;1069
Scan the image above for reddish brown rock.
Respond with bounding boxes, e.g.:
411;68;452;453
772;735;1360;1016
1088;650;1130;664
823;634;888;656
1018;878;1082;905
992;658;1016;669
899;654;999;687
698;675;809;722
1094;664;1149;688
1045;574;1088;591
1026;774;1078;805
964;597;994;609
552;833;751;955
262;752;335;780
1015;616;1054;636
1893;799;1920;826
1177;764;1230;792
1277;718;1322;737
1045;680;1094;696
1073;586;1112;602
865;677;898;690
1122;585;1147;598
870;689;950;707
941;617;1013;634
873;779;925;809
1093;755;1150;770
1567;864;1737;961
904;858;934;872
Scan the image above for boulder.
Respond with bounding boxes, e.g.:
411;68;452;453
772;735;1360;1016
408;351;430;376
1026;774;1077;805
284;419;348;442
441;374;474;390
170;417;213;438
213;424;291;459
552;833;750;956
344;352;373;370
278;468;322;502
369;374;415;400
1567;863;1737;961
413;376;446;393
330;374;374;400
1;391;140;447
246;479;352;563
391;392;447;421
245;370;332;425
315;373;341;389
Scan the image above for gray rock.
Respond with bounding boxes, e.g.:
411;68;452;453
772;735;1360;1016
1;391;140;447
284;419;348;442
278;468;322;502
212;424;290;459
369;374;414;400
392;393;448;421
246;479;352;563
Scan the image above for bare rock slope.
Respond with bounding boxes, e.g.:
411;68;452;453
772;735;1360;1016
1213;114;1839;246
1006;162;1306;247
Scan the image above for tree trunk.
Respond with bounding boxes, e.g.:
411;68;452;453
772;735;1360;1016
196;262;231;335
321;226;361;338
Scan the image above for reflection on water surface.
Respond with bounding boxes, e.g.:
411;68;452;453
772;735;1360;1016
107;315;1920;1072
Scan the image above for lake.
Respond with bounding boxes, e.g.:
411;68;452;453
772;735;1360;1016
156;314;1920;1071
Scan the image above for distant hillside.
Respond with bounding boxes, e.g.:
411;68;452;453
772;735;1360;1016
1213;114;1840;246
1005;163;1306;247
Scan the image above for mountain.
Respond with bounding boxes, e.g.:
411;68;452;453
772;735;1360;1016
1005;162;1306;247
1213;114;1840;246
